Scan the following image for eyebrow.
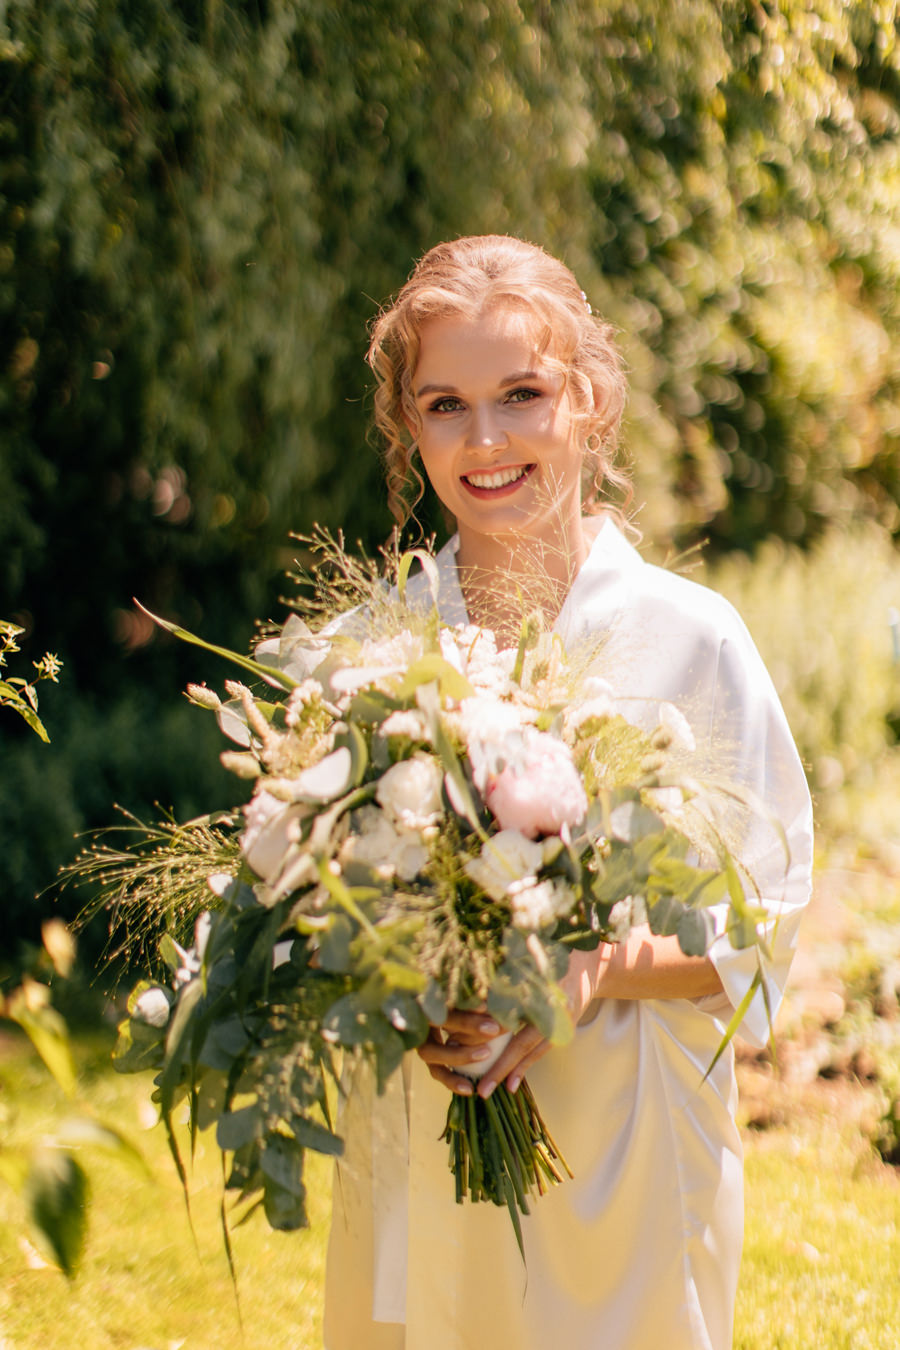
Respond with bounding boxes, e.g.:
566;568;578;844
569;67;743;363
414;370;544;400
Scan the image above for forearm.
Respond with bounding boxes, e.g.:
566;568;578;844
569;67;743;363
569;923;724;1008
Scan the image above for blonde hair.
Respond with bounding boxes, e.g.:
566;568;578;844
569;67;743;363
367;234;630;529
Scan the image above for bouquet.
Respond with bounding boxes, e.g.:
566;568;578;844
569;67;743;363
69;539;771;1250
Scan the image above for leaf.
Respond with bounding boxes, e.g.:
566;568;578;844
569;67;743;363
396;549;441;607
702;970;763;1084
112;1016;165;1074
322;992;371;1047
421;979;448;1026
395;654;474;702
134;602;300;691
24;1148;88;1278
7;995;76;1097
417;682;486;838
676;907;714;957
317;913;355;972
646;892;683;938
0;681;50;740
159;977;205;1121
608;801;665;843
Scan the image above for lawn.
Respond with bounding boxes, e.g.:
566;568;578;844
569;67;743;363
2;1032;900;1349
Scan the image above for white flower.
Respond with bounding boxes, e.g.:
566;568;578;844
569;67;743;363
376;753;444;832
241;788;309;883
464;829;545;902
284;678;325;728
380;709;430;742
440;625;512;693
340;804;430;882
658;702;697;755
331;631;426;696
133;987;172;1028
509;877;575;931
564;694;615;740
453;696;534;754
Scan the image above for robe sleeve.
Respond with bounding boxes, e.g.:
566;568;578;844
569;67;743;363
697;609;814;1047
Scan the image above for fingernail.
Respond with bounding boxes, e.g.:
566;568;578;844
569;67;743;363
507;1074;521;1093
455;1081;473;1096
478;1079;496;1099
479;1019;499;1034
469;1046;490;1060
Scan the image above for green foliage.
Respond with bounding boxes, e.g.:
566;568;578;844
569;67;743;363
0;618;61;741
705;523;900;799
5;0;900;945
0;924;147;1277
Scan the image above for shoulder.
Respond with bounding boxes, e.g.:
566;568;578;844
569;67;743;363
573;522;754;659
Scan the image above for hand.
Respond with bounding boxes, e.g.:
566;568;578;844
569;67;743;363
473;951;599;1099
416;1009;504;1096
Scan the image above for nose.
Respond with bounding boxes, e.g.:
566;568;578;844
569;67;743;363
466;402;507;454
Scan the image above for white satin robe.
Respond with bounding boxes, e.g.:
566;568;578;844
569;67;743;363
323;521;813;1350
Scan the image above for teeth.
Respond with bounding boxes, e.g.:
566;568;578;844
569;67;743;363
465;466;529;490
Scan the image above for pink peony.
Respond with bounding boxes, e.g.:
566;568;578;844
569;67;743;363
481;729;588;839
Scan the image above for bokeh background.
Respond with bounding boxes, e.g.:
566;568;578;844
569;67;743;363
4;0;900;973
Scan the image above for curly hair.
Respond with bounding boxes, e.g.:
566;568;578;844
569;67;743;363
367;235;630;530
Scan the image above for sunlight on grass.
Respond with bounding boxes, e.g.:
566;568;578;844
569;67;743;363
738;1115;900;1350
4;1032;900;1348
0;1033;328;1350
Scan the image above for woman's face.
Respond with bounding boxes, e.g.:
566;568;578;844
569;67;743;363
410;306;588;558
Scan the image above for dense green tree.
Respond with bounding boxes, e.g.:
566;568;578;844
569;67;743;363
2;0;900;951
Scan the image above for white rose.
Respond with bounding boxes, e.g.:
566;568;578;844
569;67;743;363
376;753;444;832
509;877;575;931
133;987;173;1028
463;829;545;902
340;805;430;882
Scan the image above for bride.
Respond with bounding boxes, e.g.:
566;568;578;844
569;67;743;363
323;235;813;1350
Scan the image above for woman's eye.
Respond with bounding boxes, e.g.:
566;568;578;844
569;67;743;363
506;387;540;404
429;396;464;414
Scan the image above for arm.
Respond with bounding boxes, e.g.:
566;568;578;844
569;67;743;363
417;926;723;1098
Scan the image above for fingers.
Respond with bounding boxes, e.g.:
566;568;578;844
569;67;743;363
416;1026;491;1096
476;1025;550;1099
439;1010;501;1044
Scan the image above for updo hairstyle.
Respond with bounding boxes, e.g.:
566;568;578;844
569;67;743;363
367;235;630;529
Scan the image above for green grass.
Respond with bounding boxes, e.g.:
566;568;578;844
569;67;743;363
3;1034;900;1349
738;1112;900;1350
0;1031;328;1350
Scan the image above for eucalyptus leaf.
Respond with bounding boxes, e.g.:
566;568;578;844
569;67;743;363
646;892;683;938
317;913;355;972
677;907;714;957
609;801;665;843
113;1017;165;1074
421;979;448;1026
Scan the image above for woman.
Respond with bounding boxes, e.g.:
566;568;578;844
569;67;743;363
323;236;813;1350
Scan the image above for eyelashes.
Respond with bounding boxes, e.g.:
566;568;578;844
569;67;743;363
426;387;543;415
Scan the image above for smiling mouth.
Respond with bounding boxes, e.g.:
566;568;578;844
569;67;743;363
461;464;535;495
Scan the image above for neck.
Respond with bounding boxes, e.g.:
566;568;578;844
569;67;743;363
455;516;590;643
